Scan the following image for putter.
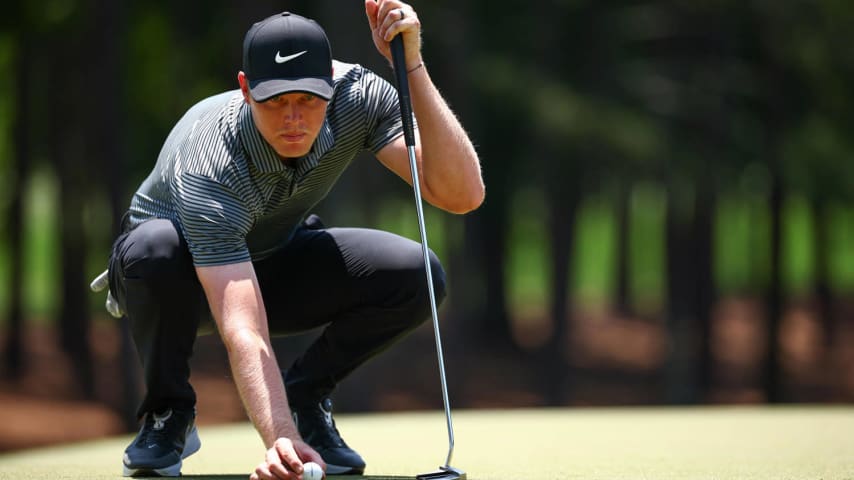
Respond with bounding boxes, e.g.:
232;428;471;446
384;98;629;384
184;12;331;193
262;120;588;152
390;35;466;480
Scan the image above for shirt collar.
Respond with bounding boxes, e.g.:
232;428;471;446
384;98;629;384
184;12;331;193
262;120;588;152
238;101;335;175
297;120;334;176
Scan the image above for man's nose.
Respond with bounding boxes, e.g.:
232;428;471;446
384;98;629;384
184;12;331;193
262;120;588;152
282;102;302;121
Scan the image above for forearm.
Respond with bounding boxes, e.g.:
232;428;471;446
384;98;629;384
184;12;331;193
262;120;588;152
409;65;484;213
225;326;298;448
197;263;299;448
366;0;484;213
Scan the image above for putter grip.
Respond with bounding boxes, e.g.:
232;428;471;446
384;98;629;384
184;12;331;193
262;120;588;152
391;35;416;147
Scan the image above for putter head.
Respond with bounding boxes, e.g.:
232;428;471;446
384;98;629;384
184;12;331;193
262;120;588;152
416;466;466;480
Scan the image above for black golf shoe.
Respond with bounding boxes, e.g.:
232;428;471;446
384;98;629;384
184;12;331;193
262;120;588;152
292;398;366;475
122;408;200;477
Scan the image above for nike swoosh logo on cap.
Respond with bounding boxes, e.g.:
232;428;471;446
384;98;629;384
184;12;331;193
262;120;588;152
275;50;307;64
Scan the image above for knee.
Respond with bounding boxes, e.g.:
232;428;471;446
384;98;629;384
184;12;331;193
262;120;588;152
399;248;446;316
426;250;447;305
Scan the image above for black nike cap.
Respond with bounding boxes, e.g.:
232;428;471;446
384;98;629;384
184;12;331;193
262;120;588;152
242;12;334;102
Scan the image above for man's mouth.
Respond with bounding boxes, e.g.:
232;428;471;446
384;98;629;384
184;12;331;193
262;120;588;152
280;132;306;142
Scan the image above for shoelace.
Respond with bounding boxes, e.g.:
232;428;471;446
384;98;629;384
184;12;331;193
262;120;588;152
139;410;179;447
318;413;345;447
297;401;346;447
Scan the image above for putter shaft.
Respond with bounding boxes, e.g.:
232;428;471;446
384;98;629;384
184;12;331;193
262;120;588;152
405;144;456;469
390;35;463;479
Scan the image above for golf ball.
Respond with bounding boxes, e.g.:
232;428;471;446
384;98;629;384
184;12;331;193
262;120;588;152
302;462;323;480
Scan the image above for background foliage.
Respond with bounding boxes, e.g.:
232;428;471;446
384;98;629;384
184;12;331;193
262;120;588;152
1;0;853;434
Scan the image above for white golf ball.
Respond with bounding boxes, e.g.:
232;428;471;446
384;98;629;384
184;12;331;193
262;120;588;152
302;462;323;480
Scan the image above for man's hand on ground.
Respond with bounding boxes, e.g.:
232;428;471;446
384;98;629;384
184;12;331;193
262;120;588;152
250;438;326;480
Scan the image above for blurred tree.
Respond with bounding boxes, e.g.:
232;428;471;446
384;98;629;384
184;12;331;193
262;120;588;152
613;3;731;402
6;0;854;417
92;0;140;430
49;0;95;399
461;1;528;352
763;133;784;404
533;1;599;406
747;1;812;403
656;6;730;403
780;1;854;355
614;180;633;316
4;4;30;381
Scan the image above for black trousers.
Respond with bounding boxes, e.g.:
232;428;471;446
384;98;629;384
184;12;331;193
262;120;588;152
108;215;445;418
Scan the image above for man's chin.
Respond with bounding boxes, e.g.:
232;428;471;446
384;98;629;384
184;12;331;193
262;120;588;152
274;145;311;160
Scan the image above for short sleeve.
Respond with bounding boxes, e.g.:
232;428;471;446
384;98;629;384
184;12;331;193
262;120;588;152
361;69;412;153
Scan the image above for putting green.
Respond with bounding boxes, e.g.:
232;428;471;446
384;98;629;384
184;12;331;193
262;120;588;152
0;407;852;479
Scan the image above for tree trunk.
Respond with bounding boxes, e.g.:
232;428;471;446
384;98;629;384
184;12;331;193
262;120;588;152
663;174;716;404
4;26;30;380
694;180;716;400
763;164;783;403
615;181;633;316
57;195;95;400
542;188;580;405
426;3;474;343
473;205;513;347
812;199;834;349
50;5;95;400
92;0;140;429
664;180;699;404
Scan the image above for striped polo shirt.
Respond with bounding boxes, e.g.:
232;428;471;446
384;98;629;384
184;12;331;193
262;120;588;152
126;61;404;266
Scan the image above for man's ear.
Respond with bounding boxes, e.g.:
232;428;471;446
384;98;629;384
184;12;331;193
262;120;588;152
237;71;251;103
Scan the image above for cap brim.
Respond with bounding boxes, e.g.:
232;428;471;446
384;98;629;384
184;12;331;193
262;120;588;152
248;77;333;102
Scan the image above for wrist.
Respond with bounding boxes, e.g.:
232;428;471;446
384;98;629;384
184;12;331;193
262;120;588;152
404;54;424;73
276;417;301;441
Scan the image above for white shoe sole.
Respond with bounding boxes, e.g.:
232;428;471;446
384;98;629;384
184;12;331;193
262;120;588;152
324;462;366;475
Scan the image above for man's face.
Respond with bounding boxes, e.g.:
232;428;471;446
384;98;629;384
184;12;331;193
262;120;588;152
239;72;329;160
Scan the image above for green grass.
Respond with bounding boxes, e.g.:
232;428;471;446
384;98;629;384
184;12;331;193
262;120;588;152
375;200;447;259
573;195;617;306
1;407;853;479
830;203;854;292
23;169;60;319
507;188;549;312
629;183;666;315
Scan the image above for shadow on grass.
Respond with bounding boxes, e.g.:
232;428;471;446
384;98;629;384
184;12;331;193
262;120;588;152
329;477;414;480
182;476;413;480
182;476;246;479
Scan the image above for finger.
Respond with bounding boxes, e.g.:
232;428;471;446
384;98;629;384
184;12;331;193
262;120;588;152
384;18;406;42
376;0;401;30
364;0;379;31
264;447;295;479
379;4;413;42
267;458;292;480
254;462;274;480
376;0;401;20
274;440;304;475
296;444;326;471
